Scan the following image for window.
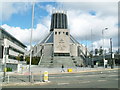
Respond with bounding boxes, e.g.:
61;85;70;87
66;32;68;35
0;46;3;58
63;32;65;34
54;53;70;56
9;46;24;55
59;32;61;34
55;32;57;35
8;55;16;60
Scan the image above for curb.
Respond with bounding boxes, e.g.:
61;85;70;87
2;81;51;87
8;68;119;76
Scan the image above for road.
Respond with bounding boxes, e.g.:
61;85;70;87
2;69;119;88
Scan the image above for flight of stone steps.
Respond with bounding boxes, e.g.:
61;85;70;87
38;56;84;68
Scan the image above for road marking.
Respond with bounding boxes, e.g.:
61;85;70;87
57;83;69;85
50;76;83;78
79;81;90;83
109;75;118;77
50;75;98;79
98;80;106;82
87;75;98;77
115;79;118;80
74;76;82;77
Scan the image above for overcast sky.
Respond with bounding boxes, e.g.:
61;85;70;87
0;0;119;52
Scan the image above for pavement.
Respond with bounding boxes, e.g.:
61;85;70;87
6;66;120;75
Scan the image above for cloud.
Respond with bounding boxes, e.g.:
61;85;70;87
1;2;32;21
1;2;118;52
58;2;118;52
1;24;49;46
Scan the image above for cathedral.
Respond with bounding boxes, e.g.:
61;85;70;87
31;10;89;68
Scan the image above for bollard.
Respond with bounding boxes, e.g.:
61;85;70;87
44;71;48;82
67;69;72;72
22;67;24;74
31;72;34;83
7;75;9;84
40;71;42;82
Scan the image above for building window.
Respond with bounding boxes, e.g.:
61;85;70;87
9;46;24;55
0;46;3;58
55;32;57;35
8;55;16;60
66;32;68;35
59;32;61;34
63;32;65;34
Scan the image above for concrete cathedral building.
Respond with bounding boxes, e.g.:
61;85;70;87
32;10;89;68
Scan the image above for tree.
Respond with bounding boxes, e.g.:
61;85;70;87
89;50;93;58
95;48;98;56
25;56;40;65
99;46;103;55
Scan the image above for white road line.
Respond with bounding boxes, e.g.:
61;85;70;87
50;76;83;78
57;83;69;85
50;75;97;79
115;79;118;80
98;80;106;82
74;76;82;77
79;81;90;83
87;75;98;77
108;75;118;77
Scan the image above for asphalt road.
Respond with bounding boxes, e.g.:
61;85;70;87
2;69;119;88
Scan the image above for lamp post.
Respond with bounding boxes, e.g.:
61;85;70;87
29;2;34;82
3;47;8;82
102;28;108;68
110;38;113;69
91;29;94;68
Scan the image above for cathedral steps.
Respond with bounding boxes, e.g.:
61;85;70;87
52;56;75;68
38;56;84;68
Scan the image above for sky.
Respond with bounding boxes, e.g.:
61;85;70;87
0;0;119;53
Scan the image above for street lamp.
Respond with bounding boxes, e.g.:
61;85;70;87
102;28;108;68
0;39;7;82
91;29;94;68
29;2;34;82
110;38;114;69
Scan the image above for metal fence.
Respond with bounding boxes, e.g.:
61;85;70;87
1;72;43;84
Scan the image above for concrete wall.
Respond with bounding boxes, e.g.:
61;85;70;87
43;44;53;56
77;44;90;56
70;44;78;56
33;44;42;57
54;29;70;54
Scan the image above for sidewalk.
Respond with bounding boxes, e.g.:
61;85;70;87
4;66;120;75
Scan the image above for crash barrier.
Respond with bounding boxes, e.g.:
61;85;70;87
67;68;72;72
44;71;48;82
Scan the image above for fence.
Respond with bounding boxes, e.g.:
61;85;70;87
1;71;44;84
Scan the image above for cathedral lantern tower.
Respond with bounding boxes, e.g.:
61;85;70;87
50;11;68;31
50;11;70;56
